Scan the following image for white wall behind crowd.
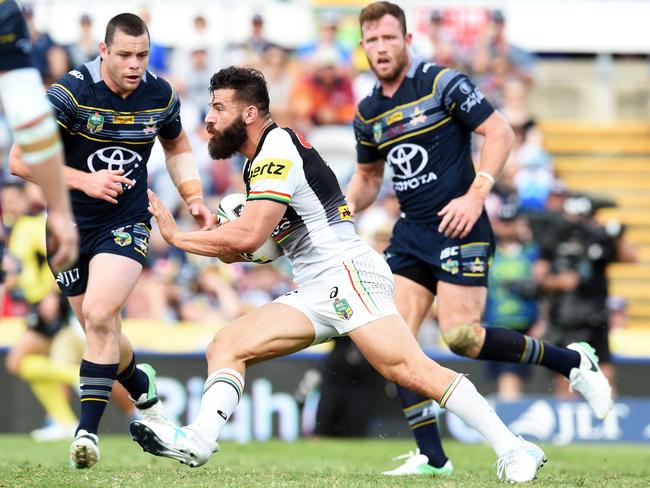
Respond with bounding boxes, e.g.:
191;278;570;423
20;0;650;54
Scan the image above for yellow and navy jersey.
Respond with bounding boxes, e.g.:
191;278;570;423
243;124;368;284
7;213;55;304
354;61;494;224
47;56;182;230
0;0;32;71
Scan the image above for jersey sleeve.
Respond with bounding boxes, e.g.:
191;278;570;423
246;155;300;206
439;69;494;130
46;74;79;128
353;110;382;163
157;85;182;140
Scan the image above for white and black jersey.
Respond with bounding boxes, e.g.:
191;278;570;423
244;123;370;284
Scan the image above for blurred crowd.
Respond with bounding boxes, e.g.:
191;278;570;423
0;5;637;399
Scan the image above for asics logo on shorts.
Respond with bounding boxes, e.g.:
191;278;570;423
86;146;142;183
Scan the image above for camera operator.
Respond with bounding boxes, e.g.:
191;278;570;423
531;190;638;396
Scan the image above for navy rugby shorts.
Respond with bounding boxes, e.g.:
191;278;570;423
0;3;33;71
385;212;495;292
48;220;151;296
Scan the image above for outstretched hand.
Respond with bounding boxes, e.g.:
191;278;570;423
188;200;213;230
147;189;179;244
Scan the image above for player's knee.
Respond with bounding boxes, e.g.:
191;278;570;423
82;306;119;338
441;323;483;357
206;331;244;365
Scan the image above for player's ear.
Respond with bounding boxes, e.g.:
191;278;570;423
99;42;108;60
243;105;258;125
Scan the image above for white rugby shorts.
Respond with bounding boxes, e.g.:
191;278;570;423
274;250;399;345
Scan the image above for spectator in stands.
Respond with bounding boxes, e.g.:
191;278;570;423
238;264;293;311
296;11;352;70
180;43;213;114
245;14;274;60
472;9;536;86
225;13;275;68
413;10;465;72
258;45;295;128
68;14;99;67
21;3;56;80
177;264;242;324
43;45;72;86
290;49;356;130
138;7;171;76
484;202;541;400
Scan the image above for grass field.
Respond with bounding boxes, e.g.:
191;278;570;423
0;435;648;487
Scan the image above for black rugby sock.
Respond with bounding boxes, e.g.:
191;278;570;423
396;385;448;468
477;326;581;378
116;354;149;401
77;360;119;435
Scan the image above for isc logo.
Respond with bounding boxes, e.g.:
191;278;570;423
249;158;292;182
440;246;459;260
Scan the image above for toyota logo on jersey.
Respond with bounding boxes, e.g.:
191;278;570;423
387;143;428;179
387;143;437;192
87;146;142;186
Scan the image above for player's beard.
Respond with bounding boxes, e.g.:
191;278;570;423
207;117;248;160
373;48;410;84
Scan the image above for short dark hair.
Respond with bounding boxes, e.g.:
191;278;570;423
209;67;270;115
104;13;149;47
359;1;407;36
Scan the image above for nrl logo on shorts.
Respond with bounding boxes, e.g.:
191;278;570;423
87;112;104;133
333;298;353;320
112;228;132;247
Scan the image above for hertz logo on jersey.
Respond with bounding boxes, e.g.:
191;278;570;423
338;205;352;221
249;158;293;183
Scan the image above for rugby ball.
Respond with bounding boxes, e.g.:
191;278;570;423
216;193;282;264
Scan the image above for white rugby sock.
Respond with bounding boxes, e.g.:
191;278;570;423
440;374;521;457
189;368;244;441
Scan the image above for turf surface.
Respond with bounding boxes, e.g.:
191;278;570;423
0;435;647;487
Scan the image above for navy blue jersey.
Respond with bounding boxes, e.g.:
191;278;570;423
354;61;494;224
0;0;32;71
47;56;182;230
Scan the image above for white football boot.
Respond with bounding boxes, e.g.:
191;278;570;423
69;429;99;469
496;438;546;483
567;342;613;419
130;419;218;467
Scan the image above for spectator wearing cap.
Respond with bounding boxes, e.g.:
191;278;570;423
248;14;273;56
473;9;536;86
21;3;56;80
226;13;275;67
412;9;467;71
259;45;296;127
483;201;542;400
295;11;352;70
68;13;99;67
289;46;356;131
